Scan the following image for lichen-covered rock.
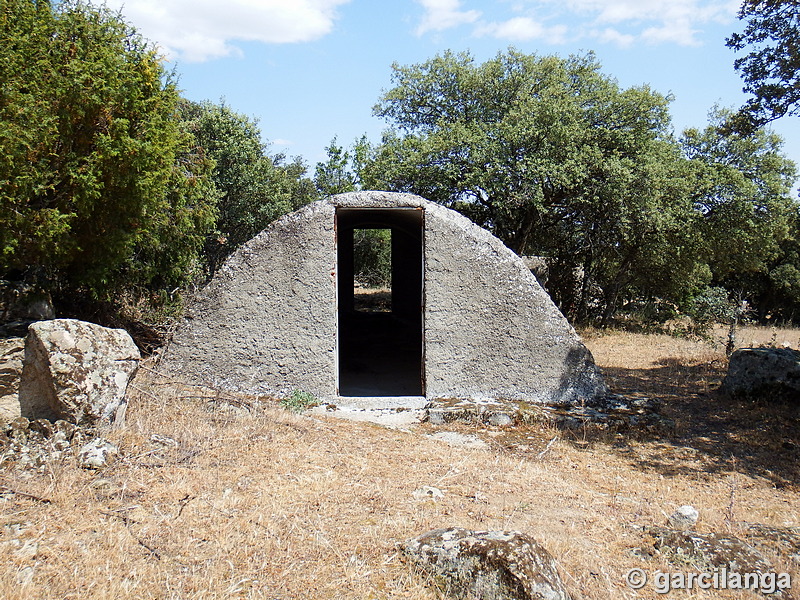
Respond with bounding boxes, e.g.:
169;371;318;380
0;338;24;424
401;527;571;600
19;319;140;425
744;523;800;564
640;526;773;572
721;347;800;400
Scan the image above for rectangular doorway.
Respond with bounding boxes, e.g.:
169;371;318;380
336;207;424;396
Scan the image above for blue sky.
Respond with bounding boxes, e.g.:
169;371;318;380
105;0;798;190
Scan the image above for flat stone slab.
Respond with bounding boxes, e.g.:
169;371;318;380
308;400;426;427
426;431;489;449
426;395;671;430
329;396;429;410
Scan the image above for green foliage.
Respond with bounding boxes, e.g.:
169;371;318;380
688;286;737;331
367;48;700;324
280;389;318;414
0;0;216;299
681;107;797;282
353;229;392;288
727;0;800;129
178;100;317;276
314;137;357;196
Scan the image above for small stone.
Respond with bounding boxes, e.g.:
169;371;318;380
78;438;118;469
51;434;70;452
9;417;29;435
150;433;178;447
16;565;34;586
668;505;699;530
53;420;77;441
13;540;38;561
427;431;488;449
412;486;444;501
487;412;514;426
90;478;125;496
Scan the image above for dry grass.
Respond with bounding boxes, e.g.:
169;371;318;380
1;329;799;599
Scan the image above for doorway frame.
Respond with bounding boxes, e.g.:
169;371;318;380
334;206;425;397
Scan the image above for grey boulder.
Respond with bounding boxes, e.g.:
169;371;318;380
19;319;140;425
401;527;570;600
721;347;800;400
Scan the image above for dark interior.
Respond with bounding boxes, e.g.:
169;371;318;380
336;207;424;396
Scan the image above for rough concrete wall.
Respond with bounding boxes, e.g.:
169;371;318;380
165;191;606;404
163;202;338;398
420;199;607;404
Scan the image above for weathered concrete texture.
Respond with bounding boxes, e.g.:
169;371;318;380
164;191;606;404
401;527;571;600
420;196;605;404
166;201;338;398
19;319;140;425
721;347;800;400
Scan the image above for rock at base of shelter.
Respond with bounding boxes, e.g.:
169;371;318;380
401;527;571;600
18;319;140;425
721;347;800;400
0;338;25;425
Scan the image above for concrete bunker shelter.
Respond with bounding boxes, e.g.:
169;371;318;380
165;191;606;404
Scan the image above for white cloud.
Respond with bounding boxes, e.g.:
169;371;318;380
564;0;738;45
414;0;481;36
485;0;739;47
476;16;567;43
595;27;636;47
104;0;351;62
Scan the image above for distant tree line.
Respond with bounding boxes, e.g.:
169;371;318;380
2;0;798;330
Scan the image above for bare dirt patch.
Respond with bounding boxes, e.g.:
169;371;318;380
0;329;798;599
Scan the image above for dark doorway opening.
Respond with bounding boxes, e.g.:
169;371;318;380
336;208;424;396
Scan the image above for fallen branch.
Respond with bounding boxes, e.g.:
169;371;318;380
0;484;52;504
135;537;161;560
99;509;141;525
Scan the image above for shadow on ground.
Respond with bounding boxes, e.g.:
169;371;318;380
482;357;800;488
586;359;800;487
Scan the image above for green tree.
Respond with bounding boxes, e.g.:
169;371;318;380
314;137;357;196
681;108;798;283
367;48;700;324
727;0;800;129
0;0;216;300
179;100;317;276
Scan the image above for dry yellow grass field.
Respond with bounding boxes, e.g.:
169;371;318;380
1;326;798;599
